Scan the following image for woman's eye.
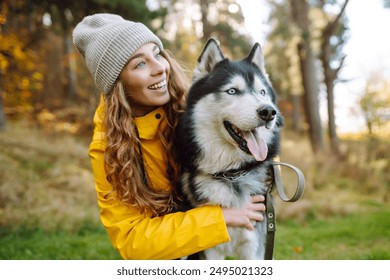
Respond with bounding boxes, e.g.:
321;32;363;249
260;89;266;96
226;88;237;95
136;61;146;68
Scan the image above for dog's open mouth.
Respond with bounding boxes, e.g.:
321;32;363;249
224;121;268;162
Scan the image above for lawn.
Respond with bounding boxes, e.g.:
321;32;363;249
0;225;121;260
1;208;389;260
275;209;390;260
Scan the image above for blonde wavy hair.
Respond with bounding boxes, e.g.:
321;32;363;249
104;50;188;216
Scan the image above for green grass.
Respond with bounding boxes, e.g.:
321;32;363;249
1;209;388;260
274;209;390;260
0;225;121;260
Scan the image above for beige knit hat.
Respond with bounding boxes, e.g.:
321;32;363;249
73;13;163;95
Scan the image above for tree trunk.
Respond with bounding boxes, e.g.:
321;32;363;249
199;0;212;40
290;0;324;153
64;33;78;98
326;76;340;155
320;36;340;155
319;0;349;157
59;10;77;98
0;76;6;131
291;94;302;132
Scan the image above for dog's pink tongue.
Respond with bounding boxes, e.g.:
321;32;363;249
243;130;268;161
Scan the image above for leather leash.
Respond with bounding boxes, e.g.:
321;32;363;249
264;161;305;260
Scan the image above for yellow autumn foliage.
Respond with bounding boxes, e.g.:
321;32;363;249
0;33;44;112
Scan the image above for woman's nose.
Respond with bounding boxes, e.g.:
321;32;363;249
151;59;166;75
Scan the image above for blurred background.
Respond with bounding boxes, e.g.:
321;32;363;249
0;0;389;259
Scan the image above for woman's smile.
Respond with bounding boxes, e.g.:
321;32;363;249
148;79;167;90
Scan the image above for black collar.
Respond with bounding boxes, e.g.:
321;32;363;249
212;161;262;181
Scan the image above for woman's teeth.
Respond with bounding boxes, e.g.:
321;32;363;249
148;80;166;90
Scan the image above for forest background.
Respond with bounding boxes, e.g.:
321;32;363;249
0;0;389;260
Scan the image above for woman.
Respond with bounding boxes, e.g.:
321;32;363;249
73;13;265;260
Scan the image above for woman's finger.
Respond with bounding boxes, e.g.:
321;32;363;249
251;195;265;203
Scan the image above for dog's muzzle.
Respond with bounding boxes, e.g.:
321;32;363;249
257;106;277;127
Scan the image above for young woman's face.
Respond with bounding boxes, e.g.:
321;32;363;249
120;43;170;117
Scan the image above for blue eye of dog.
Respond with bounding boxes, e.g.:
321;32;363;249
260;89;266;96
226;88;237;95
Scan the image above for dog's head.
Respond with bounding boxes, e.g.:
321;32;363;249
183;39;283;170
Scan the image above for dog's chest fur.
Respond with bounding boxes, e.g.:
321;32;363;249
181;164;269;208
180;165;269;260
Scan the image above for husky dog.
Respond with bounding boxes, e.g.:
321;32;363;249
176;39;283;260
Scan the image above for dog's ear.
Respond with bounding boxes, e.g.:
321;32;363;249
193;38;225;82
246;43;265;72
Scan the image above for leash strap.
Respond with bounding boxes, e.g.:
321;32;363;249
264;161;305;260
265;192;276;260
270;161;305;202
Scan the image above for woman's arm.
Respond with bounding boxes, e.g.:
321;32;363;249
90;142;230;260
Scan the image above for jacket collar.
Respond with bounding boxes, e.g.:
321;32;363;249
134;107;166;140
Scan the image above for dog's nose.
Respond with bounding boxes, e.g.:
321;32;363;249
257;106;277;122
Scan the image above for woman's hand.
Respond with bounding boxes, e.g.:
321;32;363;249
222;195;266;231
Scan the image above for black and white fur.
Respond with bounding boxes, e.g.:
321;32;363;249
177;39;283;259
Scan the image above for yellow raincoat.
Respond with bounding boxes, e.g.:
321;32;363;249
89;98;230;259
